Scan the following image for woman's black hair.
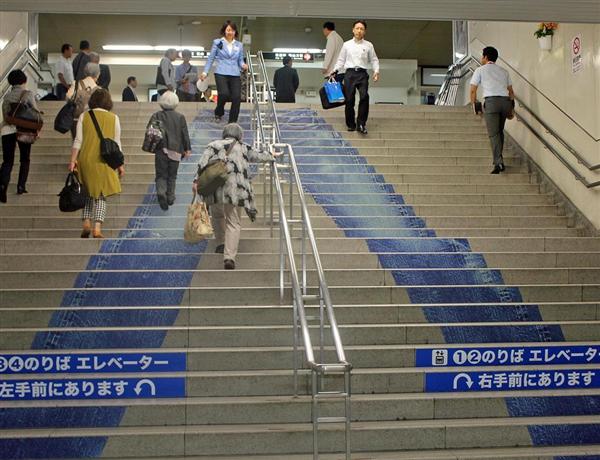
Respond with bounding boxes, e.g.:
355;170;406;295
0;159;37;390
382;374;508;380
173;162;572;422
220;20;239;39
8;70;27;86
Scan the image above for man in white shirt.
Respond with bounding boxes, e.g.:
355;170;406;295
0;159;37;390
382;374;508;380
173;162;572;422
470;46;515;174
322;22;344;80
55;43;74;100
332;20;380;134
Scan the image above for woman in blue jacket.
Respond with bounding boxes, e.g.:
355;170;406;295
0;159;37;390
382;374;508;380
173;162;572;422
201;21;247;123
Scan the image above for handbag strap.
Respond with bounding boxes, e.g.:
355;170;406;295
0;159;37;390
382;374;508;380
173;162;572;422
10;91;30;117
87;110;106;142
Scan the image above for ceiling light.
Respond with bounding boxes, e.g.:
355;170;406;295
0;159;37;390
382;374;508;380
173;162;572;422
0;40;9;51
191;20;202;25
455;52;466;59
103;45;204;52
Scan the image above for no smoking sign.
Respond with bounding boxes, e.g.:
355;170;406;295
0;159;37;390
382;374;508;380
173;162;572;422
571;35;583;75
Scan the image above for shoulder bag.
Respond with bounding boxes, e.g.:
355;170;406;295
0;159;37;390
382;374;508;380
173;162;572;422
5;91;44;131
196;140;236;197
88;110;125;170
142;112;166;153
54;81;81;133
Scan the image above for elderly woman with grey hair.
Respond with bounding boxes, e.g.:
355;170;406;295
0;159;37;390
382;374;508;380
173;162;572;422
147;91;191;210
193;123;278;270
66;62;100;139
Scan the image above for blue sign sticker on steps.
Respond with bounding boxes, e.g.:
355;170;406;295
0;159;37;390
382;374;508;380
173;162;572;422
417;346;600;368
426;370;600;392
0;352;186;374
0;377;185;400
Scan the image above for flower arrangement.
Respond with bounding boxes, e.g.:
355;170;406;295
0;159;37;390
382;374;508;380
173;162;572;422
534;22;559;38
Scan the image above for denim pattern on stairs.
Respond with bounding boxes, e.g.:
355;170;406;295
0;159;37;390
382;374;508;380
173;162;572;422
277;108;600;453
0;111;248;459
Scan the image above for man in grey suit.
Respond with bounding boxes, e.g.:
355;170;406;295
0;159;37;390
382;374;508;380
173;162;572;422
470;46;515;174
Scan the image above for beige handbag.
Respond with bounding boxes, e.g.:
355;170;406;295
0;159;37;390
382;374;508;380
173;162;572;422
184;195;213;243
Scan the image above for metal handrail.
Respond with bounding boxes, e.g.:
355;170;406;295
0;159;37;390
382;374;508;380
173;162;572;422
437;55;600;188
470;38;600;143
249;51;352;459
0;47;44;101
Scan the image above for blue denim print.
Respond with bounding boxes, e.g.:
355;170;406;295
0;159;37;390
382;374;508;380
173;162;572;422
277;108;600;451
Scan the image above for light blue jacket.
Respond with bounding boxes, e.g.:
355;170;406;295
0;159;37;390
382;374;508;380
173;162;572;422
204;38;244;77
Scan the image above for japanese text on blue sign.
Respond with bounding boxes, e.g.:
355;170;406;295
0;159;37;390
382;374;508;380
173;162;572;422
426;370;598;392
416;346;600;368
0;377;185;400
0;352;186;374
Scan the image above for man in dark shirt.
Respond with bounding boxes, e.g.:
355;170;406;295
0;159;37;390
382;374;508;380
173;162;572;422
122;76;138;102
72;40;91;81
273;56;299;103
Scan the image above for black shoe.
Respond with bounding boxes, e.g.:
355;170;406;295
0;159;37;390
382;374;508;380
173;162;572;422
358;125;368;135
167;197;175;206
490;166;501;174
215;244;224;254
214;116;222;122
224;259;235;270
157;195;169;210
347;126;356;132
16;187;28;195
498;163;506;172
0;185;6;203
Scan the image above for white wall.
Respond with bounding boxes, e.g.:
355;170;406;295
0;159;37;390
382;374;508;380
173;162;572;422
468;21;600;230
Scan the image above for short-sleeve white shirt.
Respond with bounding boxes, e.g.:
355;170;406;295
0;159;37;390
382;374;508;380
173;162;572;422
470;62;512;98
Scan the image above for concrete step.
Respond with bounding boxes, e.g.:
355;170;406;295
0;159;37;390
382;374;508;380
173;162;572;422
2;236;598;255
3;267;599;289
3;389;600;427
3;302;597;327
0;202;562;218
1;415;600;456
3;318;600;350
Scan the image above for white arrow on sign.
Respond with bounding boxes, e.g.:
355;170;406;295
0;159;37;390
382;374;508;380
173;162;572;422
134;379;156;396
453;373;474;389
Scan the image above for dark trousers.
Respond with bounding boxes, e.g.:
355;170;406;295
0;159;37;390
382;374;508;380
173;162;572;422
1;133;31;191
177;90;197;102
155;153;180;204
215;74;241;122
343;69;369;129
55;84;69;101
483;96;513;166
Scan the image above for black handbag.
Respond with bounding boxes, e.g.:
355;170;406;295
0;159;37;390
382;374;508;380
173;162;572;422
142;112;165;153
155;65;166;86
58;172;89;212
88;110;125;170
54;82;80;134
5;91;44;131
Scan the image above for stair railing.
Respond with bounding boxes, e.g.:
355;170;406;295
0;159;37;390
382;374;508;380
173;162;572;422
247;50;352;460
436;53;600;188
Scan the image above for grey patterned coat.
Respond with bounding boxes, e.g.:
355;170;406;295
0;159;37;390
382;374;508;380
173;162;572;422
196;138;273;220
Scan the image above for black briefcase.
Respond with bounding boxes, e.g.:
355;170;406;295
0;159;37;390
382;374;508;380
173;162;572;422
319;86;345;110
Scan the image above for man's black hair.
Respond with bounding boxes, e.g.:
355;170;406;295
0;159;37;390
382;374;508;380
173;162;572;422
483;46;499;62
323;22;335;31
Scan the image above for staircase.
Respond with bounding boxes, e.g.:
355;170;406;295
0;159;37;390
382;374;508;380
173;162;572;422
1;101;600;459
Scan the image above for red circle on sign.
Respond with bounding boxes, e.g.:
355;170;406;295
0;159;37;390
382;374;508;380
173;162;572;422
573;37;581;55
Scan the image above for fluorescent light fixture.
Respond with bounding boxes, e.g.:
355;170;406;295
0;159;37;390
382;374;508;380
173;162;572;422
0;40;8;51
455;52;466;59
273;48;325;53
430;73;447;77
103;45;204;51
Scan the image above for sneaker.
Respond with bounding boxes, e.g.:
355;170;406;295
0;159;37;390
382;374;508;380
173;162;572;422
167;197;175;206
16;187;28;195
224;259;235;270
214;115;222;122
490;166;501;174
358;125;368;135
215;244;224;254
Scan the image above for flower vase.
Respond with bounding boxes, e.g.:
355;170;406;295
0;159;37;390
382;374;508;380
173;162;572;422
538;35;552;51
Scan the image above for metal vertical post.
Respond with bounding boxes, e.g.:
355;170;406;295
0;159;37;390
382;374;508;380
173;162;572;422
312;370;319;460
344;369;352;460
